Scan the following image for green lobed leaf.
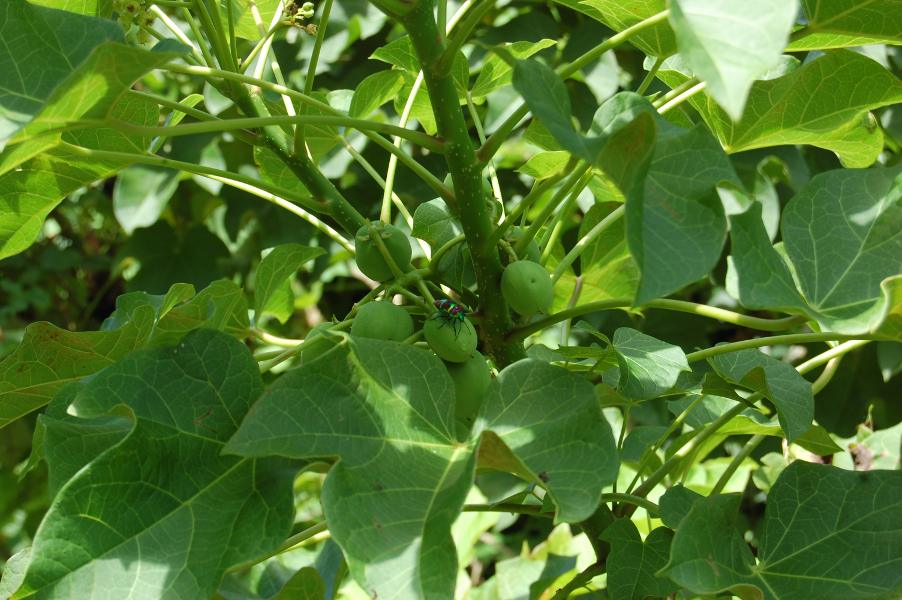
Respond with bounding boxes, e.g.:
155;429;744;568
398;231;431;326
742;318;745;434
254;244;325;322
658;51;902;168
611;328;690;401
226;338;473;600
348;70;406;118
600;520;677;600
11;329;295;600
708;349;813;442
227;342;618;598
782;166;902;334
370;36;420;72
790;0;902;50
0;280;249;429
476;359;619;522
669;0;798;120
549;0;675;57
658;484;704;529
666;461;902;599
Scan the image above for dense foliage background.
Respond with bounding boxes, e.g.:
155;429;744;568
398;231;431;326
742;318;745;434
0;0;901;598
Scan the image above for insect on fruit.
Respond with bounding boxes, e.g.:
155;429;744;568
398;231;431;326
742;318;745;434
431;298;468;337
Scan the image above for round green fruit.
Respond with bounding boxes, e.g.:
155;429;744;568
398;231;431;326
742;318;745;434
302;323;340;363
501;260;554;316
445;351;492;424
424;315;477;363
355;222;412;282
350;301;414;342
504;226;541;263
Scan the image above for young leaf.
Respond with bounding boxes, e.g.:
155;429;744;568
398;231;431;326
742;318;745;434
612;328;690;400
11;329;295;600
600;520;677;600
477;359;619;522
471;39;557;100
665;462;902;599
669;0;798;120
370;36;420;72
348;70;406;118
708;349;813;442
254;244;325;322
790;0;902;50
782;165;902;334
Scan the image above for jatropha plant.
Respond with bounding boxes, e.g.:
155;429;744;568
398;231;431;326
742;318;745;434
0;0;901;598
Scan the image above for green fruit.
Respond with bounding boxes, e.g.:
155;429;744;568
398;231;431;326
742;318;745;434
355;222;412;282
302;322;340;363
350;301;414;341
445;351;492;424
424;315;477;363
501;260;554;316
504;226;541;263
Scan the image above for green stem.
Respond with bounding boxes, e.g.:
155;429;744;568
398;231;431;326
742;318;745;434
435;0;494;73
59;143;327;214
685;332;872;363
657;81;706;114
551;205;623;282
180;7;217;67
636;56;663;95
87;115;443;152
514;162;591;256
709;434;765;496
538;169;593;264
225;522;329;573
796;339;870;375
304;0;334;94
402;1;523;367
463;493;657;517
652;77;699;106
511;300;806;340
549;563;605;600
630;402;747;501
428;234;467;271
490;169;571;245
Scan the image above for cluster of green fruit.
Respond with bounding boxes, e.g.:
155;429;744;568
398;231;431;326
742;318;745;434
336;220;554;425
112;0;156;43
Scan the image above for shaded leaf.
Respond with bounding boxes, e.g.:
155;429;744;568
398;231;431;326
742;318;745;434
271;567;326;600
600;520;677;600
669;0;797;120
726;202;807;313
0;280;249;429
628;123;737;304
658;484;704;529
665;462;902;599
575;202;639;302
708;349;813;442
11;329;294;600
477;359;619;522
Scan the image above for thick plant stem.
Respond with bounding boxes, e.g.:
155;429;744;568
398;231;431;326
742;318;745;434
402;1;524;367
